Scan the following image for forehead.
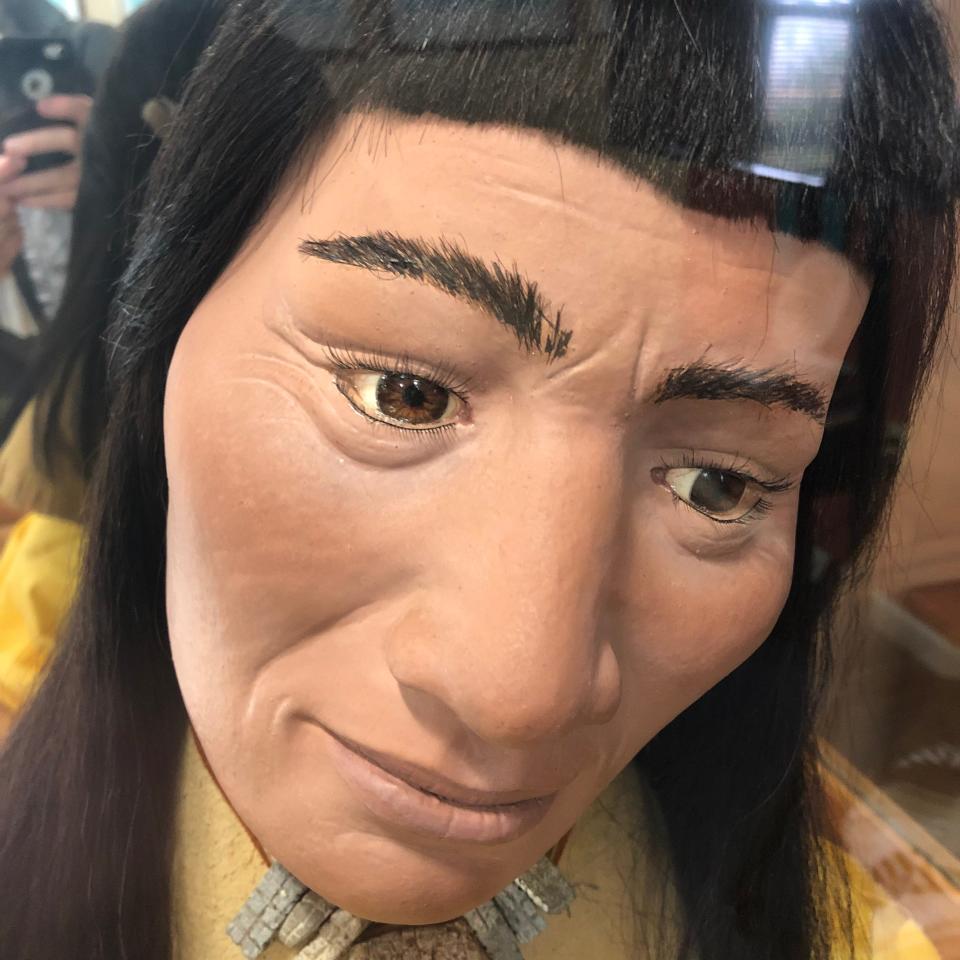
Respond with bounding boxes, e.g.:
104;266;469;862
254;112;868;384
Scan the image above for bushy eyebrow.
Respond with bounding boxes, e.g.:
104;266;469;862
299;231;572;360
653;359;829;423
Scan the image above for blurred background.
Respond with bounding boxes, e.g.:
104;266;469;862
820;4;960;956
39;0;140;19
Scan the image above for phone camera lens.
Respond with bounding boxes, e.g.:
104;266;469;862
21;69;54;101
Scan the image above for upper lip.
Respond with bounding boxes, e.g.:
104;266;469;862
317;722;562;810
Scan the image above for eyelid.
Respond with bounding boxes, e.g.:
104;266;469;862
690;492;773;526
323;344;471;438
653;450;797;526
334;372;464;436
668;450;796;494
652;468;770;526
322;344;473;399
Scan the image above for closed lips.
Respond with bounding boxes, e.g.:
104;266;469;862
315;720;560;843
320;722;557;808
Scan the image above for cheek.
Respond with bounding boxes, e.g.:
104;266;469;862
613;507;797;737
163;340;419;726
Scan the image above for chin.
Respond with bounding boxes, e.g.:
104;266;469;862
334;887;488;926
278;840;518;925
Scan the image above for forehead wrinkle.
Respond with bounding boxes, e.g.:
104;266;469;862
271;113;865;405
303;111;865;283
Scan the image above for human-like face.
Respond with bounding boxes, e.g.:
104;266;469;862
163;113;868;923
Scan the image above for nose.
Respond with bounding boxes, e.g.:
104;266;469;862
384;429;624;747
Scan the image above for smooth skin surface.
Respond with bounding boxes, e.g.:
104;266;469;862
164;113;869;924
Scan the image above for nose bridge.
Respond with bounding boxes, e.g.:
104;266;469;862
394;428;624;745
490;434;620;619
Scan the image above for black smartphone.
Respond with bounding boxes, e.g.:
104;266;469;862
0;37;92;174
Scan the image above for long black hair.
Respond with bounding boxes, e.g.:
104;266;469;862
0;3;956;959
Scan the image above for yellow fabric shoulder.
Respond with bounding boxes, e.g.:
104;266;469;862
838;845;941;960
0;399;86;522
0;511;82;712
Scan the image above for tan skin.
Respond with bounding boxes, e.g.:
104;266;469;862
164;113;869;924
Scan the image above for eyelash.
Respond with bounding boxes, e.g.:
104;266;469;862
661;450;796;526
320;350;795;523
322;345;472;436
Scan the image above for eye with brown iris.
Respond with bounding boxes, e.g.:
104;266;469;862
376;374;450;425
652;465;768;523
686;470;746;514
335;368;465;431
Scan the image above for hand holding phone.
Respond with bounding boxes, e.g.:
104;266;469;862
0;94;92;209
0;37;93;211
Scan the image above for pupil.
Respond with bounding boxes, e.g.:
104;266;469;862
402;383;426;408
690;470;746;513
377;374;449;425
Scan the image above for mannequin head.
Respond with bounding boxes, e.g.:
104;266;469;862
163;114;869;920
1;3;956;960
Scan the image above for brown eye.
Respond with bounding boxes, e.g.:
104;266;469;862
376;374;450;425
655;466;762;522
336;370;464;431
686;470;746;514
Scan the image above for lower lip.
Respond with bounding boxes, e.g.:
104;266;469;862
320;728;553;845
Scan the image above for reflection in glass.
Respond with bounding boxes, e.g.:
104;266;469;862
754;1;854;185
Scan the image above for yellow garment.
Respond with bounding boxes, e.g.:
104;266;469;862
0;399;86;522
0;514;945;959
869;898;942;960
0;511;82;712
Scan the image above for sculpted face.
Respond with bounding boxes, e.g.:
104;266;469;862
163;113;868;922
